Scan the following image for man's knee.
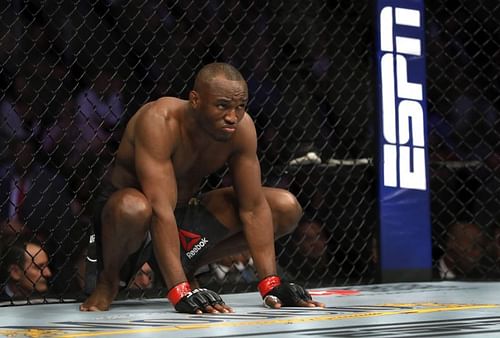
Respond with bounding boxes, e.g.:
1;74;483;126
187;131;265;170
104;188;152;234
272;190;302;237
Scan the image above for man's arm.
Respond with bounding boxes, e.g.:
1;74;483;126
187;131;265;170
133;108;186;289
228;116;277;280
133;107;231;314
229;115;324;309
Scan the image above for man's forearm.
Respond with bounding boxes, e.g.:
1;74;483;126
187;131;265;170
240;207;277;279
150;216;187;288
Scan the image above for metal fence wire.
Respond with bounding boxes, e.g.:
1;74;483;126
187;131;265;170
426;0;500;281
0;0;376;302
1;0;497;305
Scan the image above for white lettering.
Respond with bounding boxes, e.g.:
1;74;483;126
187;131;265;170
380;7;393;52
380;6;427;191
398;100;424;146
382;53;397;144
186;238;208;259
395;8;420;27
383;144;398;188
396;36;421;55
396;55;422;100
399;146;426;189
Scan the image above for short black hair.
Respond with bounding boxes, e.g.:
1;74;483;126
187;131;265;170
193;62;245;91
0;237;43;284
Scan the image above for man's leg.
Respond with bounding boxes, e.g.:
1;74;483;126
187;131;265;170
193;187;302;274
80;188;152;311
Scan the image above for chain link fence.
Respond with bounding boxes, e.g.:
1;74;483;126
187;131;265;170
17;0;500;305
426;1;500;281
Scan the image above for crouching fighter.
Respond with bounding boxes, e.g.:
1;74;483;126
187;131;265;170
80;62;324;313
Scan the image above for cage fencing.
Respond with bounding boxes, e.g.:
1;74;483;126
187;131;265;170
0;0;381;305
426;0;500;281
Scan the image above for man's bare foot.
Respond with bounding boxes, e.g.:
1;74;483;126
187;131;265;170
80;279;119;311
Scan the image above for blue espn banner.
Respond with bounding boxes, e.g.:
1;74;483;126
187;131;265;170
375;0;432;281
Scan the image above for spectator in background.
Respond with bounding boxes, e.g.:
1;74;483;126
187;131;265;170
278;219;334;284
0;237;52;301
0;76;41;155
0;138;82;293
436;222;487;280
128;263;154;290
75;69;124;157
210;251;257;284
0;139;76;238
40;98;105;218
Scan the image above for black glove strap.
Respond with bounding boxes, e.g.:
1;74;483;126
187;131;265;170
175;288;225;313
266;282;312;306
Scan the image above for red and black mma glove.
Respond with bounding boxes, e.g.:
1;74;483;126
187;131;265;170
167;281;225;313
258;276;312;307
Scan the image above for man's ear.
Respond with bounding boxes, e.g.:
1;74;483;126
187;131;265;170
8;264;22;281
189;90;199;108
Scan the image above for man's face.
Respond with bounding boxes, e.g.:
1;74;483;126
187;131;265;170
295;221;328;259
447;224;485;273
191;75;248;142
130;263;153;289
12;243;52;294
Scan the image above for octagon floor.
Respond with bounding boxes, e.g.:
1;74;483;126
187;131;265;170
1;281;500;337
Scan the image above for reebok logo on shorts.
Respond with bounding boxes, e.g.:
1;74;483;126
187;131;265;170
179;229;208;259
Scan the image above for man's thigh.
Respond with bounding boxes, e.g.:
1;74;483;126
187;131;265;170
144;197;232;280
200;187;242;233
201;186;297;231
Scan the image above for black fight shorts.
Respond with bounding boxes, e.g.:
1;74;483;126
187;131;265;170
90;183;229;287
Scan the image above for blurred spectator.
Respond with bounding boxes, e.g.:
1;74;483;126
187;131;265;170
210;251;257;284
0;139;76;238
278;219;333;283
0;138;83;293
75;69;124;155
128;263;154;290
429;91;499;163
0;237;52;301
40;98;105;215
436;223;487;280
0;76;41;155
293;220;330;260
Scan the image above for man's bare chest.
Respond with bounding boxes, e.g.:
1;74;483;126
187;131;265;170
172;146;231;180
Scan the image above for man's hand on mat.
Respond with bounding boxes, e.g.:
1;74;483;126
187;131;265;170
259;276;325;309
168;282;233;314
176;288;233;314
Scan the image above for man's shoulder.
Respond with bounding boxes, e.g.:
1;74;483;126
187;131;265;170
128;97;186;143
234;113;257;140
149;97;187;112
136;97;187;122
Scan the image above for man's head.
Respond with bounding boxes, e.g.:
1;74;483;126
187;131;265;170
293;220;329;259
1;240;52;297
444;222;485;274
129;263;154;289
189;63;248;142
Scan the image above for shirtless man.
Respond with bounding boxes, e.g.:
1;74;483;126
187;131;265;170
80;63;324;313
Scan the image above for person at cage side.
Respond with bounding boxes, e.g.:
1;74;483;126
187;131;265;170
0;237;53;301
80;62;324;313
